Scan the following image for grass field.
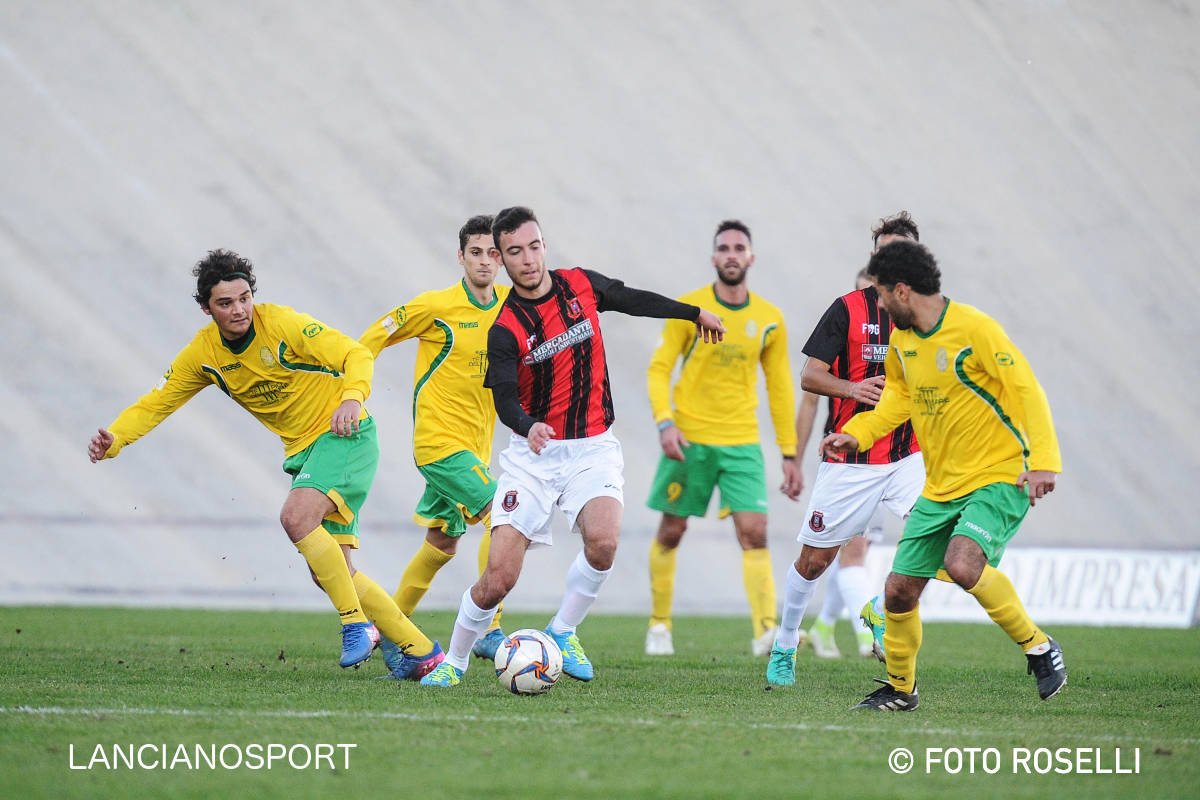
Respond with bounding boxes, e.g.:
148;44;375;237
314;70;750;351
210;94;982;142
1;606;1196;799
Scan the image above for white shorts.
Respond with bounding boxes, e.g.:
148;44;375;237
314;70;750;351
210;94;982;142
491;429;625;548
797;452;925;547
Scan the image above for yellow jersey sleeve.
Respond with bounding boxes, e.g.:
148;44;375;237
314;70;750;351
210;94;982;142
105;336;212;458
360;293;435;357
760;320;798;455
284;310;373;406
970;317;1061;473
646;315;696;425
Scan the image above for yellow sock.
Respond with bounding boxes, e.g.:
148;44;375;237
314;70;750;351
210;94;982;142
934;568;954;583
649;540;677;629
393;540;453;616
354;571;432;656
967;565;1048;652
883;605;922;692
742;547;777;638
295;526;367;625
476;517;503;630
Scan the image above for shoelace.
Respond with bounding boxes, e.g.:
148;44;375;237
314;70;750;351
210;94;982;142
563;634;589;662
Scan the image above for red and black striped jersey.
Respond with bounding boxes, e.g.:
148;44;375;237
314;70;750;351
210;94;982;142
486;268;699;441
802;285;919;465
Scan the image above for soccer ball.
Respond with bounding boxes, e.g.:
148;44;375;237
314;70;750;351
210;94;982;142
494;629;563;695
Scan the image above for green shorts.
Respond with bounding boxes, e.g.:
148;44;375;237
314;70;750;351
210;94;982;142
891;482;1030;578
414;450;497;537
282;417;379;548
646;443;767;519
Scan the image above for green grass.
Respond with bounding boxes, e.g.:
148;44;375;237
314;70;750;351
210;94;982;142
1;607;1196;799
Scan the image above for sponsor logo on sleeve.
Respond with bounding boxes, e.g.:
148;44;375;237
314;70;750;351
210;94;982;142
303;323;324;338
995;352;1014;366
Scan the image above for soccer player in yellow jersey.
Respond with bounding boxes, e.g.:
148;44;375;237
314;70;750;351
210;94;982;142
361;214;512;671
823;240;1066;710
88;249;444;678
645;220;802;657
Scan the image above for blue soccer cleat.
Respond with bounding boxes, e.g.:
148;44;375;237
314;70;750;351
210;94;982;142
419;661;464;687
340;621;380;668
472;627;507;661
545;625;593;681
860;596;886;663
379;639;445;680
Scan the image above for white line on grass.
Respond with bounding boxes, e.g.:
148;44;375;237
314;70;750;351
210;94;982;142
5;705;1196;746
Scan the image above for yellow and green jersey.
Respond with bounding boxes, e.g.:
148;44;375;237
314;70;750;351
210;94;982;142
105;303;373;459
842;300;1061;502
648;285;797;454
361;280;510;466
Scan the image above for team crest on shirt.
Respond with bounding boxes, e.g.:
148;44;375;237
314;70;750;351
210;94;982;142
809;511;826;532
745;319;757;337
502;490;519;512
566;297;584;319
259;346;275;367
936;348;949;372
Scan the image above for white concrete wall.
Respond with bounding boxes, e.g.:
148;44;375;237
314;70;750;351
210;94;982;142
2;1;1197;616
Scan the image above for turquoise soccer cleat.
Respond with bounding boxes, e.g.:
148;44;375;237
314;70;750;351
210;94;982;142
472;628;507;661
765;644;797;687
419;661;464;687
544;626;593;681
860;596;886;663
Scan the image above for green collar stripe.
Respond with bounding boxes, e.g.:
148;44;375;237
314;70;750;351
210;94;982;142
221;322;256;354
276;342;341;377
200;365;232;397
413;319;454;421
462;279;500;310
953;347;1029;466
914;299;950;340
711;285;750;311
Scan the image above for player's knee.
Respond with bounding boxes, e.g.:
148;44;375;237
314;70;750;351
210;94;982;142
942;558;981;589
656;516;687;547
584;539;618;571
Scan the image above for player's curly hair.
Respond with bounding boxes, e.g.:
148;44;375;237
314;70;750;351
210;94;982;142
492;206;539;249
192;249;257;307
713;219;752;248
459;214;495;252
867;239;941;295
871;210;919;249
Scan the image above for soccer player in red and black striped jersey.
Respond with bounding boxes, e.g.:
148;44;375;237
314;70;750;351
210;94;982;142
420;206;725;687
766;212;926;686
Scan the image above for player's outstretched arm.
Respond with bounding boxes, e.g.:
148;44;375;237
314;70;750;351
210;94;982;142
88;428;115;463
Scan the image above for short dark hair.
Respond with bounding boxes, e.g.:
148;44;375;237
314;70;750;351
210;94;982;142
871;210;919;249
458;214;495;252
867;240;941;295
192;249;257;307
492;206;539;249
713;219;752;249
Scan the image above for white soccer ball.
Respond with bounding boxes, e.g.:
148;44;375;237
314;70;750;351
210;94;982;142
494;629;563;695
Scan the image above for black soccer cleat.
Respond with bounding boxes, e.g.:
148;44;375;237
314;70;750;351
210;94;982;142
1026;637;1067;700
852;678;919;711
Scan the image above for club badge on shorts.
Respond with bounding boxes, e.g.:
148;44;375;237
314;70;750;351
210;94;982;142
502;490;519;512
809;511;825;532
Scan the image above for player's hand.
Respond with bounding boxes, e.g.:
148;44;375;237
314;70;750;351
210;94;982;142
695;309;725;343
330;399;362;437
820;432;859;462
527;422;556;455
848;375;886;406
88;428;115;462
1017;470;1057;507
779;458;803;500
659;423;689;461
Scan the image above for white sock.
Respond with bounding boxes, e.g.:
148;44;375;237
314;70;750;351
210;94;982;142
447;587;496;671
776;563;818;650
549;550;610;634
836;564;872;624
818;559;842;625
